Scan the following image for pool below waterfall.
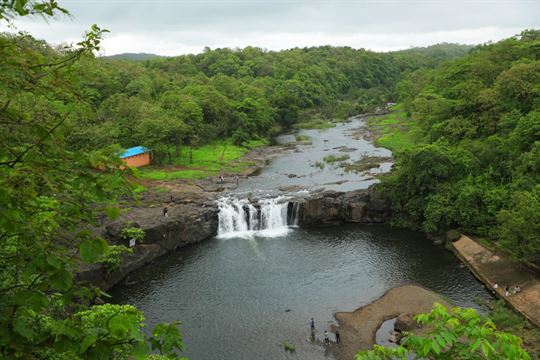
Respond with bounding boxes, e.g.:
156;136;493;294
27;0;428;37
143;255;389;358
110;223;492;360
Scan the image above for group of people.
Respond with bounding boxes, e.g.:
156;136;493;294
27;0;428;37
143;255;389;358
310;318;340;345
492;283;522;296
218;175;239;185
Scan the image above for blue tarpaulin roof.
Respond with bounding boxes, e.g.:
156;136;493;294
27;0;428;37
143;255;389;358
119;146;150;159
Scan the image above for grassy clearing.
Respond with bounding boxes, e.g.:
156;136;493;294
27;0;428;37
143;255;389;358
367;105;422;152
139;140;266;181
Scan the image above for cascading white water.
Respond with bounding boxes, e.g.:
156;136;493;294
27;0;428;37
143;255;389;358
217;196;297;238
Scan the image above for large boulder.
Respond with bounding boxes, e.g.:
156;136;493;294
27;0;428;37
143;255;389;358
394;313;419;332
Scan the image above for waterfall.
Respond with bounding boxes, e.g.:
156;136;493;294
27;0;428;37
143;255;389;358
291;202;301;227
217;196;298;238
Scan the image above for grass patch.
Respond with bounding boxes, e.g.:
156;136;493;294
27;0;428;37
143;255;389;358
281;340;296;353
132;184;146;194
293;117;335;130
487;300;540;355
242;138;269;149
313;160;325;169
139;168;208;180
490;300;527;329
367;108;422;152
139;140;265;181
323;154;350;164
340;156;391;173
295;134;312;145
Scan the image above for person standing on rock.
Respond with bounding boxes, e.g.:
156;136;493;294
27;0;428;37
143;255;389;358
324;330;330;345
310;318;315;331
335;330;340;344
163;206;168;217
234;175;239;185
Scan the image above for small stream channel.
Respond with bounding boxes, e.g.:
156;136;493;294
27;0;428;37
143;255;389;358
110;117;492;360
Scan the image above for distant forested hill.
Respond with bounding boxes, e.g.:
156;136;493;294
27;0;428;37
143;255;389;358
382;29;540;261
102;52;162;60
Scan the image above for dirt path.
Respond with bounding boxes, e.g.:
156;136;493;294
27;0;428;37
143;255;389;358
452;235;540;328
331;285;450;360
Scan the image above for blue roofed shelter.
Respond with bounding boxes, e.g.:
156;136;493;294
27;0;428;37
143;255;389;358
119;146;152;167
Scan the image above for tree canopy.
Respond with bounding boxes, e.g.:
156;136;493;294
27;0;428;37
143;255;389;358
382;30;540;262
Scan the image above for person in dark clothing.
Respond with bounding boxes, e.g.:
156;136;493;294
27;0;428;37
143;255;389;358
310;317;315;331
335;330;341;344
163;206;168;217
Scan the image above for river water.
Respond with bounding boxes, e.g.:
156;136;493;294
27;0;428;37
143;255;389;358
110;117;492;360
110;225;490;360
234;117;392;197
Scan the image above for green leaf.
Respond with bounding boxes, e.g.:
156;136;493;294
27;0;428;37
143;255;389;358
51;269;73;291
46;254;62;269
13;289;48;310
132;340;149;360
481;341;490;357
13;318;35;340
80;334;98;354
80;238;107;263
431;339;441;355
108;314;130;338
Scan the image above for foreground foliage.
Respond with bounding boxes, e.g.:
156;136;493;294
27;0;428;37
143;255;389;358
356;304;530;360
0;2;185;359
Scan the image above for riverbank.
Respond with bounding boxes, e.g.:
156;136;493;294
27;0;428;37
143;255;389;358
331;285;450;360
452;235;540;328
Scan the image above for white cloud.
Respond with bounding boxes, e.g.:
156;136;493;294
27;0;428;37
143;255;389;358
1;0;538;55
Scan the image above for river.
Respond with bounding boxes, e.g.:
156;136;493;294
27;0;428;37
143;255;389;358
109;117;492;360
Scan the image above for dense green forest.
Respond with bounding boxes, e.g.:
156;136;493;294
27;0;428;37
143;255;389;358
381;29;540;262
64;40;471;163
1;0;538;358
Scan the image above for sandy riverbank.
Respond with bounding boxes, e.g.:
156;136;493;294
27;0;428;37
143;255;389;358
331;284;450;360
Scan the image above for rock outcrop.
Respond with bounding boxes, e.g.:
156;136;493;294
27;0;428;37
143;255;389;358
298;187;391;225
394;313;419;332
78;185;392;291
78;202;219;290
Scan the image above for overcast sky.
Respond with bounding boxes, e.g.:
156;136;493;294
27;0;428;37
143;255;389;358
3;0;539;55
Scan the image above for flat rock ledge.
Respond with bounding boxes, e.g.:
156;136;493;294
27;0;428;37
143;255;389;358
452;235;540;329
332;285;450;360
77;202;219;291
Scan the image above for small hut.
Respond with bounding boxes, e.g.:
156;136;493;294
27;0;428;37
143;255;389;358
119;146;152;167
